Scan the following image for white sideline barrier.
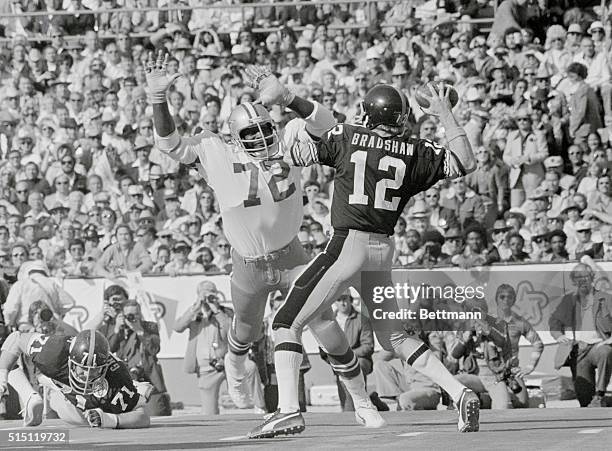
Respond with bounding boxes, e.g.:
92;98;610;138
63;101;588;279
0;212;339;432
56;261;612;357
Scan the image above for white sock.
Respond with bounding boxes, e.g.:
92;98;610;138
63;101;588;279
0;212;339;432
340;374;369;406
8;368;37;406
408;348;465;403
274;349;302;413
225;351;248;379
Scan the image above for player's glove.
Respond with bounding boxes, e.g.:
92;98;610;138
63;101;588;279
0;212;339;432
244;65;295;108
145;50;182;104
85;408;118;429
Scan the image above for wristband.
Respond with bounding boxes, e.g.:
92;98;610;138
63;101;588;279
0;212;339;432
147;90;168;104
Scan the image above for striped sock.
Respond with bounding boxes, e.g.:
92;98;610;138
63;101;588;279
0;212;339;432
328;348;368;405
275;342;303;413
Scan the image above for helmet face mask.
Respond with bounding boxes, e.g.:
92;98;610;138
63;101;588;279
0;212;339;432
362;85;410;138
229;103;281;160
68;330;111;395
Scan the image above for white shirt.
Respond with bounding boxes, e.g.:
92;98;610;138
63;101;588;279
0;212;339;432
573;51;611;89
155;103;335;257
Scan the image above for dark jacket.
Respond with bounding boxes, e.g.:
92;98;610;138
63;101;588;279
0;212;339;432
109;321;167;393
549;289;612;369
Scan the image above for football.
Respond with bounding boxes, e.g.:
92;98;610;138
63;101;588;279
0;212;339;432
415;83;459;110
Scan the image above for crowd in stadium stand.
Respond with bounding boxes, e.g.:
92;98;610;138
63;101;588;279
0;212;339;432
0;0;610;282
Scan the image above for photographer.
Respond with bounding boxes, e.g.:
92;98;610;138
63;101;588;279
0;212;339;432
492;284;543;408
87;285;129;338
173;281;234;415
3;260;74;331
109;301;171;416
451;288;542;409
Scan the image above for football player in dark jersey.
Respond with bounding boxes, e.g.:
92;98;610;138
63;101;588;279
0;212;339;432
0;329;151;429
248;76;481;438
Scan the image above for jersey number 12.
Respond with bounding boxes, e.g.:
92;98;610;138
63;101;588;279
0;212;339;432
348;151;406;211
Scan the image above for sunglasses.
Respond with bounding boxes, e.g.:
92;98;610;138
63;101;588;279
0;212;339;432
577;229;591;233
533;237;548;243
61;160;74;165
12;252;26;258
102;213;113;219
516;117;530;122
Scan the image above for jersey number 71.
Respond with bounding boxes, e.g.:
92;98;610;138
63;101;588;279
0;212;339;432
348;151;406;211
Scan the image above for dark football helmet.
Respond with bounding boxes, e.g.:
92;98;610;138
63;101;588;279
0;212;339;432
362;84;410;136
68;329;111;395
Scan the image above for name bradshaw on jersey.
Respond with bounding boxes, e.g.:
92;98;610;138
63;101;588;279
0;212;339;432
288;123;461;236
27;334;140;414
349;132;418;156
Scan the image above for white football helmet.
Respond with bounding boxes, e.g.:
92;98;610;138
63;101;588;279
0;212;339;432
228;102;280;160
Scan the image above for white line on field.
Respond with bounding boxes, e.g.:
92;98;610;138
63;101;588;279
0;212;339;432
578;429;603;434
219;435;247;441
397;432;427;437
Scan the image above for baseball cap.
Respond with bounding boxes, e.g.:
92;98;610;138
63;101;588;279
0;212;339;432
163;188;179;201
568;23;582;34
575;220;591;232
173;240;191;252
544;156;564;170
127;184;144;196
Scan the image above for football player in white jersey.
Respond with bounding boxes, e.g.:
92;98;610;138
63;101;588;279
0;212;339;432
145;52;385;426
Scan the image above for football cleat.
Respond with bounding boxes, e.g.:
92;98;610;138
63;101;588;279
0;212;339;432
355;398;386;428
457;389;480;432
22;392;43;427
248;409;305;439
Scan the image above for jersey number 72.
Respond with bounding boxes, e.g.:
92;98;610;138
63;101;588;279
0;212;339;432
233;161;296;208
348;150;406;211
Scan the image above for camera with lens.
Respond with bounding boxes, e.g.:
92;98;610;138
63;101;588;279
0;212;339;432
38;308;56;335
502;369;523;394
125;313;136;323
129;365;146;382
209;358;224;372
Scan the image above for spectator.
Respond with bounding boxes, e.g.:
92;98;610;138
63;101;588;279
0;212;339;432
110;300;171;416
88;284;129;338
567;62;603;145
174;281;251;414
549;261;612;407
329;290;374;412
96;224;153;278
3;260;73;331
373;350;441;411
164;241;204;275
453;225;501;268
503;108;548;207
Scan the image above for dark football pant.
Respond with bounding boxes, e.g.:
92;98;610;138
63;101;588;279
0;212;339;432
273;229;426;361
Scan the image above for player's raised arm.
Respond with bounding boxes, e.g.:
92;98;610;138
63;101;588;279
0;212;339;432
243;65;335;138
145;51;209;167
419;83;477;178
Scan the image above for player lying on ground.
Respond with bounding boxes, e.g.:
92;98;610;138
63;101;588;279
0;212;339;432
0;329;151;429
145;50;361;414
245;70;481;438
